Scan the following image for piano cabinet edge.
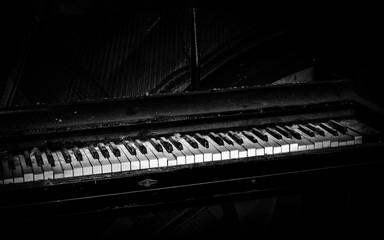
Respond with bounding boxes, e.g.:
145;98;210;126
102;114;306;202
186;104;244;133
1;142;384;222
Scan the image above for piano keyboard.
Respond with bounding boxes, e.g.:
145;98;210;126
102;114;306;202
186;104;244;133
0;120;364;184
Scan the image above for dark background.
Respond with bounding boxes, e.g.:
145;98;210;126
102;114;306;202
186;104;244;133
1;0;384;239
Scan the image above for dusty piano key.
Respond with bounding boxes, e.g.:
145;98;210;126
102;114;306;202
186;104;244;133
141;142;159;168
294;125;324;149
50;152;64;179
88;145;99;159
56;151;73;178
77;149;93;175
134;140;147;154
162;149;177;166
123;140;137;155
320;123;339;136
184;135;199;149
284;126;302;140
216;134;240;159
236;132;257;157
160;137;174;153
83;148;102;174
95;146;112;173
307;123;325;136
345;128;362;144
117;144;139;170
328;120;348;134
263;132;284;154
294;129;315;150
266;127;283;140
23;150;32;167
18;154;34;182
108;145;129;171
73;147;83;161
193;136;213;162
209;132;224;146
149;138;163;152
104;146;122;172
206;136;228;160
144;141;167;167
298;124;315;137
218;133;233;145
194;133;209;148
242;130;258;143
11;155;24;183
247;133;267;156
169;136;183;150
275;126;292;138
251;128;268;142
31;148;44;166
228;131;243;144
98;143;110;158
46;149;55;166
30;154;44;180
40;152;54;180
61;147;72;163
109;142;121;157
168;138;187;165
68;150;83;176
130;144;149;169
179;138;202;163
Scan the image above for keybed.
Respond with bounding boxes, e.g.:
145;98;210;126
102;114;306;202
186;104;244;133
0;120;365;184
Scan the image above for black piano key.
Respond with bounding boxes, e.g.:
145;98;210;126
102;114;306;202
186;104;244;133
306;123;325;136
46;149;55;166
218;133;233;145
266;127;282;139
275;126;292;138
109;142;121;157
209;132;224;146
242;131;258;143
123;141;137;155
320;123;338;136
169;137;183;150
328;120;347;134
24;150;32;167
150;138;163;152
61;148;72;163
97;143;110;158
284;126;302;140
73;147;83;161
88;145;99;159
31;147;43;166
251;128;268;142
194;133;209;148
298;124;315;137
7;154;15;171
134;140;147;154
184;135;198;149
228;131;243;144
160;137;173;153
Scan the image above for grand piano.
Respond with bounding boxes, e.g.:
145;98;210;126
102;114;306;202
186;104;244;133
1;0;384;239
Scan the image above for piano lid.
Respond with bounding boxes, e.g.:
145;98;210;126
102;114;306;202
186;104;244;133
1;0;315;108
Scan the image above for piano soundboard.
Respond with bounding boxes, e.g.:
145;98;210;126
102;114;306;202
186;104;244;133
1;80;383;221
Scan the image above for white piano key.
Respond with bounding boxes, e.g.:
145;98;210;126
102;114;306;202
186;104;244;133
142;142;159;168
18;154;33;182
232;141;248;158
294;128;324;149
68;150;83;177
245;132;266;156
206;137;226;161
56;151;73;178
163;150;177;166
40;152;54;180
263;132;283;154
193;137;213;162
217;136;240;159
105;147;122;172
180;138;203;163
346;129;362;144
130;144;149;169
281;136;298;152
30;155;44;181
12;155;24;183
168;140;187;165
78;149;93;175
50;152;64;179
144;141;167;167
200;136;221;161
95;147;112;173
113;145;131;171
237;132;257;157
118;144;140;170
83;148;102;174
1;157;13;184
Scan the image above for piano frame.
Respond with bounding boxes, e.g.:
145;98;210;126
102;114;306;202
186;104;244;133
1;80;384;223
